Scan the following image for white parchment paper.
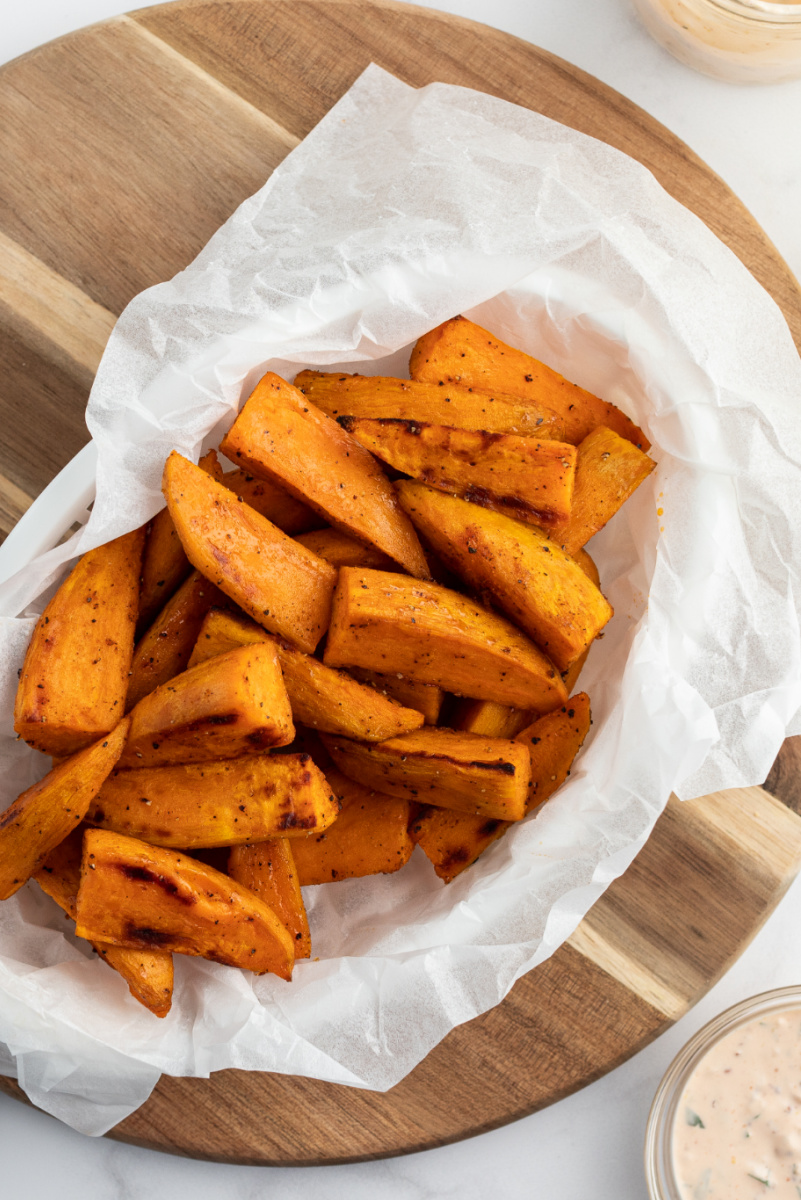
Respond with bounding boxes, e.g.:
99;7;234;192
1;65;801;1136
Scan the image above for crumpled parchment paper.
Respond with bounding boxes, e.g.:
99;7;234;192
1;63;800;1136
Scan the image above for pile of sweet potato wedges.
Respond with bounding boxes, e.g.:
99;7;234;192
0;315;654;1018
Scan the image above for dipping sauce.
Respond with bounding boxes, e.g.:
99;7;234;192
672;1007;801;1198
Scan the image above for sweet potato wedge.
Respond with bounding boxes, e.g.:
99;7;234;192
126;571;227;711
293;527;394;570
34;829;174;1017
291;769;413;884
119;643;294;768
321;728;531;821
413;692;592;882
556;426;656;556
0;718;130;899
348;669;444;725
410;316;649;450
76;830;295;978
228;840;311;958
137;450;224;635
87;752;338;847
397;482;612;672
324;567;567;713
451;699;534;740
14;528;144;756
293;371;567;440
187;608;426;742
222;468;321;535
339;417;576;533
163;450;336;654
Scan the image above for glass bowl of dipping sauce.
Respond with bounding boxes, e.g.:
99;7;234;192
645;986;801;1198
632;0;801;83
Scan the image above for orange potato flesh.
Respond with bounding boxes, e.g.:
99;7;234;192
414;693;592;882
0;717;130;900
556;426;656;557
410;316;650;450
340;417;576;532
14;528;144;756
321;728;531;821
397;482;612;672
137;450;224;635
126;571;227;712
451;698;534;740
348;669;444;725
76;829;295;979
188;608;425;742
291;769;413;885
293;527;394;570
34;829;174;1017
163;450;336;654
219;372;429;578
222;468;321;535
119;642;294;769
293;371;567;440
324;567;567;713
228;840;311;958
87;752;339;848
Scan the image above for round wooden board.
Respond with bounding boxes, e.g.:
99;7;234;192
2;0;801;1166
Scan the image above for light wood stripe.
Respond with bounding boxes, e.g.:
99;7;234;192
567;921;687;1019
122;15;301;152
683;785;801;878
0;230;116;375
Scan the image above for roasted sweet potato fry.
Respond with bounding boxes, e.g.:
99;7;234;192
137;450;224;635
348;669;444;725
126;571;227;711
88;752;338;847
451;699;534;740
222;469;321;535
324;567;567;713
187;608;426;742
293;371;567;440
219;372;430;578
228;840;311;958
322;728;531;821
555;426;656;556
410;808;509;886
410;316;650;450
76;830;295;978
34;829;174;1017
119;642;293;768
163;450;336;654
291;769;413;884
397;482;612;672
293;527;394;570
340;417;576;532
14;528;144;756
0;718;130;899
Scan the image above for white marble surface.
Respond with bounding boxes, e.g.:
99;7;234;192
2;1;801;1196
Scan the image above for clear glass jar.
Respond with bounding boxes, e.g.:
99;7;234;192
645;985;801;1199
632;0;801;82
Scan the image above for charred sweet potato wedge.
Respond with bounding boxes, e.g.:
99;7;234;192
410;808;509;886
340;417;576;533
220;372;430;578
291;769;413;885
348;669;444;725
322;728;531;821
222;468;321;535
556;426;656;556
397;482;612;672
14;528;144;756
187;608;425;742
0;718;130;899
228;840;311;958
87;752;338;848
119;643;294;768
293;527;395;570
410;316;650;450
324;567;567;713
293;371;567;440
137;449;224;635
34;829;174;1017
163;450;336;654
126;571;227;711
76;830;295;978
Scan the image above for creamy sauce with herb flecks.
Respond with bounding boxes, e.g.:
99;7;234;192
672;1008;801;1198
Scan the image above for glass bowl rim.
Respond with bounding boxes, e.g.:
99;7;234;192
706;0;801;21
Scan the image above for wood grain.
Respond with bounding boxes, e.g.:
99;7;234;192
1;0;800;1164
